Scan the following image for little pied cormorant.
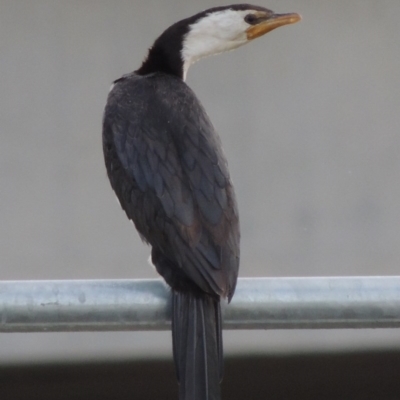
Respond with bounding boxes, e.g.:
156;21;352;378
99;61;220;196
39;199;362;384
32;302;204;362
103;5;300;400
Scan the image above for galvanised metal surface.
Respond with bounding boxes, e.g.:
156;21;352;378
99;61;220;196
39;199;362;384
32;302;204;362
1;277;400;332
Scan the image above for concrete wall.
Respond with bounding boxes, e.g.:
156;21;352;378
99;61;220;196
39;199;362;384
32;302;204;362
1;0;400;362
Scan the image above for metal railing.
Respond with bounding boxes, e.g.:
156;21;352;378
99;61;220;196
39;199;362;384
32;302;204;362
1;277;400;333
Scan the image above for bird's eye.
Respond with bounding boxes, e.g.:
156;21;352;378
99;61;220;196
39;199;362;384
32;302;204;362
244;14;258;25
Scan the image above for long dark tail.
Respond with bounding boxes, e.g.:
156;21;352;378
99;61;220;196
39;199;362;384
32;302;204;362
172;291;223;400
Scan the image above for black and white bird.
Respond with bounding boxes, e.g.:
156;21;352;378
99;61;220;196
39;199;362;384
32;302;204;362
102;4;300;399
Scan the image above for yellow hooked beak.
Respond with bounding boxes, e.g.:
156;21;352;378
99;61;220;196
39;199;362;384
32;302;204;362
246;13;301;40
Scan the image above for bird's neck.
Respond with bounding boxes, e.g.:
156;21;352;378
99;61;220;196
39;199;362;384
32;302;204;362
136;43;184;80
135;12;248;81
136;23;189;80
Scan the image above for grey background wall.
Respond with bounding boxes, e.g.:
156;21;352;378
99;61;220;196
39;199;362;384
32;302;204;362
1;0;400;363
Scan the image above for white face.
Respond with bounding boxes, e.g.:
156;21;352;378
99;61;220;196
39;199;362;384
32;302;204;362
181;9;253;80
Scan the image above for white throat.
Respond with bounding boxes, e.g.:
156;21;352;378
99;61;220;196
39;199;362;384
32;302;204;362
181;9;250;80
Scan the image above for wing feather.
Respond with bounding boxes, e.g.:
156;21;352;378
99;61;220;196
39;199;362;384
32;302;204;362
103;73;239;297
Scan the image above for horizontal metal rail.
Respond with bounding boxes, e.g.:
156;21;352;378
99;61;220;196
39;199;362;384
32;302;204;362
1;277;400;332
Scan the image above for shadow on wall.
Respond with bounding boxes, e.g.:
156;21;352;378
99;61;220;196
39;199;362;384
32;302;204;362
1;351;400;400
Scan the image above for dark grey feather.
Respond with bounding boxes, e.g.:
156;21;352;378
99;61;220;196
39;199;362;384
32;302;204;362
103;72;240;298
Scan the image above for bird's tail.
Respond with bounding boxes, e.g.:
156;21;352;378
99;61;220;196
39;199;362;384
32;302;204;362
172;291;223;400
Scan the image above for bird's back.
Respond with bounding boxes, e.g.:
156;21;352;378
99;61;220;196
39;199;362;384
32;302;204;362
103;72;240;299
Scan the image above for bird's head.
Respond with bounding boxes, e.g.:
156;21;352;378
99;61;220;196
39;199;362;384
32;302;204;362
182;5;301;75
137;4;301;80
